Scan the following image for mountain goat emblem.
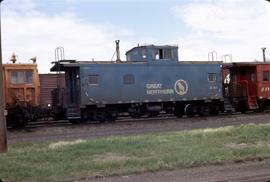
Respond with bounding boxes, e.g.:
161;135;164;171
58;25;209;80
174;79;188;95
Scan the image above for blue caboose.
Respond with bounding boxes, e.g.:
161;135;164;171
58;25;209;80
51;44;223;122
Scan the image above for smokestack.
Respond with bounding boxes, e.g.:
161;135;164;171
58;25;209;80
115;40;121;62
262;47;266;63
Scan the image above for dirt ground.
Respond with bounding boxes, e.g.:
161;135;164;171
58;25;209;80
74;159;270;182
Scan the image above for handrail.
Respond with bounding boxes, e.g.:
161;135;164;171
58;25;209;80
208;51;218;61
54;46;65;100
222;54;233;63
55;46;65;62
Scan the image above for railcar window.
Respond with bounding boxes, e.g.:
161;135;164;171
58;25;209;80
153;49;159;60
11;71;33;84
26;71;33;83
263;71;269;81
171;50;174;59
251;73;256;82
154;49;173;60
88;75;100;85
123;74;135;84
164;49;172;59
208;73;217;82
159;49;164;59
142;48;147;59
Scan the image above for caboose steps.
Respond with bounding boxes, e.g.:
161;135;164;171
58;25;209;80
223;98;235;113
247;97;259;110
66;105;81;119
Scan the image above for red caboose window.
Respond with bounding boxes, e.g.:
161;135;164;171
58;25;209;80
263;71;269;82
251;73;256;82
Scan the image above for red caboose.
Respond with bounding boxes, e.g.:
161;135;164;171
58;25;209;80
222;62;270;112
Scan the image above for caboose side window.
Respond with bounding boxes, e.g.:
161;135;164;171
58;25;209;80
263;71;269;81
159;49;164;59
154;49;173;60
88;75;100;85
142;48;147;59
123;74;135;84
26;71;33;83
251;73;256;83
164;49;172;59
11;71;23;84
153;49;161;60
11;71;33;84
208;73;217;82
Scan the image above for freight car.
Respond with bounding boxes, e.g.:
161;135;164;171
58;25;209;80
3;55;41;127
51;43;224;123
222;62;270;113
4;43;269;127
3;54;66;127
39;73;66;119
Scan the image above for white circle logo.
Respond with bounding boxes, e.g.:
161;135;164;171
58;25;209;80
174;79;188;95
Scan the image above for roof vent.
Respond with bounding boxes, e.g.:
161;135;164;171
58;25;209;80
10;53;17;63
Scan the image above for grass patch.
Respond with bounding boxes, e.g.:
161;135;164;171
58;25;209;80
1;123;270;181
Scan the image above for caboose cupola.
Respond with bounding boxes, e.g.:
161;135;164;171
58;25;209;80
126;44;179;63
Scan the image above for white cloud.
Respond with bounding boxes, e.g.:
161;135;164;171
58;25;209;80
1;0;134;73
4;0;267;74
173;0;270;62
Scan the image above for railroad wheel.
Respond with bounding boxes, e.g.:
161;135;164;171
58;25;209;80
238;102;247;113
89;111;107;123
184;104;195;117
94;111;107;123
147;112;159;117
209;105;219;115
16;117;27;128
198;105;210;117
8;115;28;128
174;107;184;118
106;111;118;122
130;113;142;118
69;119;81;124
128;105;144;118
256;103;265;112
129;109;143;118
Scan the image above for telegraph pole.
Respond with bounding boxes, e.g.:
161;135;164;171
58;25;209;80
0;0;7;153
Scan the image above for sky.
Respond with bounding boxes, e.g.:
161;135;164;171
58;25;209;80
1;0;270;73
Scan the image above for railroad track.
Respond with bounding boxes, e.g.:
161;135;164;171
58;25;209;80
23;110;260;129
7;111;270;144
25;114;175;128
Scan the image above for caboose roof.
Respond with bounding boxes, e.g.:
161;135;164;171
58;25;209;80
3;63;38;70
125;44;178;54
50;59;222;71
222;62;270;68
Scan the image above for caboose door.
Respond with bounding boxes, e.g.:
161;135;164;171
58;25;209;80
66;68;81;119
237;67;258;110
